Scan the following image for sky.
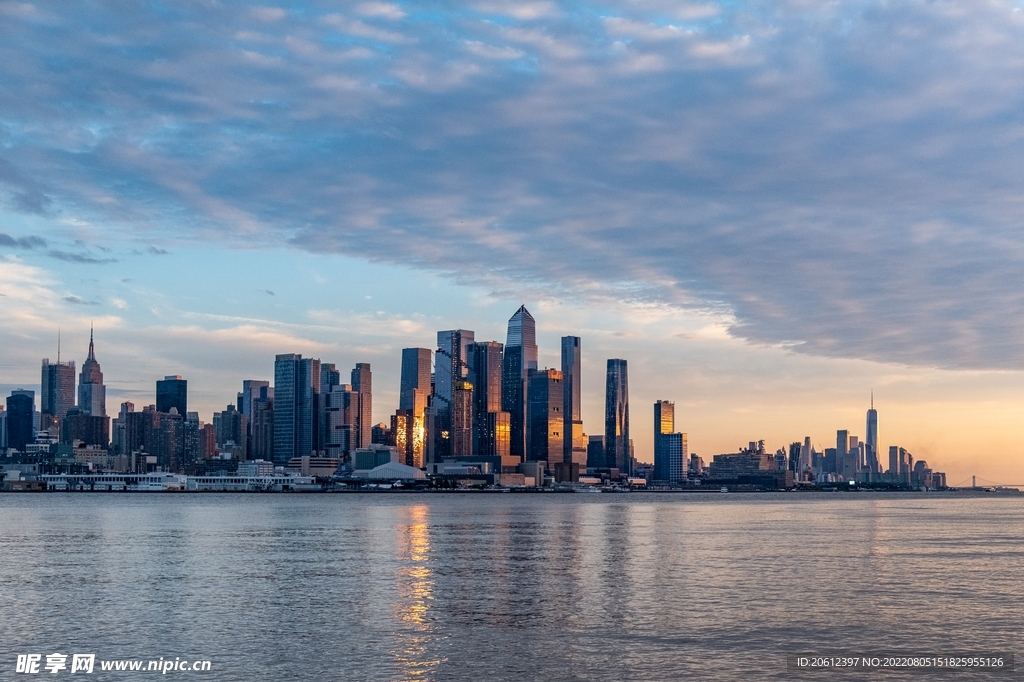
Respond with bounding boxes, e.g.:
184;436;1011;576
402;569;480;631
2;0;1024;484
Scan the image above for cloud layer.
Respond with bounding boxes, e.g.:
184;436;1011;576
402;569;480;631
3;0;1024;368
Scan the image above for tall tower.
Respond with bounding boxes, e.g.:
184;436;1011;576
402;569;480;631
866;392;879;473
653;400;674;481
502;305;537;461
352;363;372;448
400;348;432;409
604;359;630;474
78;326;106;417
468;341;508;458
273;354;321;465
40;335;75;432
433;330;475;461
561;336;585;466
527;368;564;467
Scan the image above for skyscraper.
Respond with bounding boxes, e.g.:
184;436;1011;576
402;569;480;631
433;329;474;461
605;359;630;474
451;380;474;457
5;391;34;453
653;399;674;481
251;385;275;463
866;393;879;473
400;348;432;409
352;363;372;449
156;376;188;416
469;341;508;457
273;354;321;465
41;352;75;432
502;305;537;461
78;327;105;417
561;336;585;466
239;379;271;460
527;368;563;468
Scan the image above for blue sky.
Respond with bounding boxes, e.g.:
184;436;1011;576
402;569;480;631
3;0;1024;482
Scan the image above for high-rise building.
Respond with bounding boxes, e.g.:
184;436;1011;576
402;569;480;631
561;336;585;466
433;330;474;461
502;306;537;461
324;384;356;459
251;387;275;463
5;391;34;453
156;376;188;416
451;380;474;457
393;387;427;468
41;354;75;433
77;327;106;417
888;445;899;475
836;429;861;479
352;363;372;449
605;359;630;474
798;436;812;473
527;368;563;468
866;394;879;473
469;341;508;457
214;404;247;452
587;435;605;469
662;432;688;483
400;348;432;409
239;380;271;460
0;408;6;451
61;409;109;447
653;400;675;481
273;354;321;466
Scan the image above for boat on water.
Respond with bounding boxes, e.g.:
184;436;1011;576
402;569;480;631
720;486;728;493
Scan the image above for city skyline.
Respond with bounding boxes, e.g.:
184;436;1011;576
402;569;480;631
0;311;957;484
4;0;1024;485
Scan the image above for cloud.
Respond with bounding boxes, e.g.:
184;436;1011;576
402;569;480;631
0;232;46;249
62;295;97;305
356;2;406;20
4;0;1024;370
47;250;117;264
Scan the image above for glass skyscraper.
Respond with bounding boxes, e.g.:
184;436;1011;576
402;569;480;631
560;336;585;466
273;353;321;466
469;341;508;458
866;394;879;473
502;305;537;461
156;375;188;416
41;355;75;432
604;359;630;474
527;368;563;468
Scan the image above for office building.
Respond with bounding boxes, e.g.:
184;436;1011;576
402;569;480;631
251;388;274;462
77;327;106;418
888;445;899;475
393;393;427;468
214;404;247;452
661;432;688;483
324;384;356;459
6;391;34;453
605;359;630;474
400;348;432;409
273;354;321;466
451;380;474;457
469;341;508;458
41;355;75;432
587;435;605;469
61;409;109;447
653;400;675;481
433;329;474;461
156;376;188;416
866;395;879;473
502;305;537;461
352;363;372;449
561;336;586;466
527;368;563;468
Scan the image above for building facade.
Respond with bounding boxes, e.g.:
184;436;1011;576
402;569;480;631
604;359;630;474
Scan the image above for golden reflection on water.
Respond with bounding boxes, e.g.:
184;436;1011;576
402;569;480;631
392;504;444;680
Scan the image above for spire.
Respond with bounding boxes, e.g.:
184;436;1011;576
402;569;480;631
871;389;874;410
57;328;61;363
88;323;95;361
